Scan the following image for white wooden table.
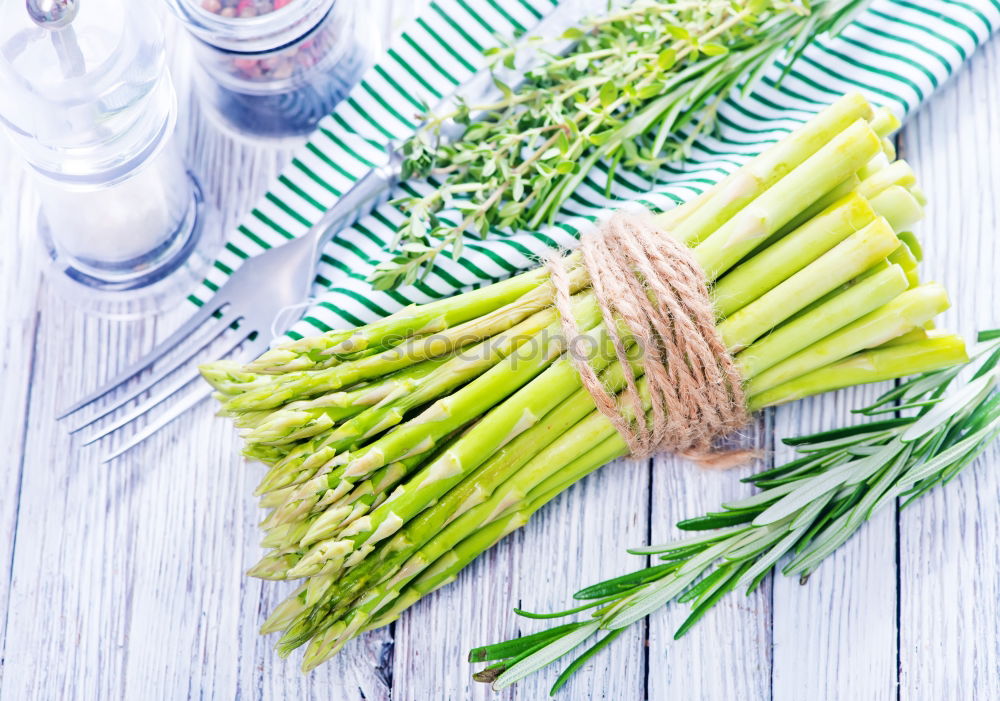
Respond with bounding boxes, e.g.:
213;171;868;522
1;4;999;699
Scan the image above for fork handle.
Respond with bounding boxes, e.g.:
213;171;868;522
307;146;404;254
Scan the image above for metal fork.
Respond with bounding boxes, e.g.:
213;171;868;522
58;148;403;462
57;1;596;461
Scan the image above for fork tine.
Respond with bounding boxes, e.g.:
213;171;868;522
99;333;271;462
100;385;215;463
79;364;205;446
79;329;255;446
57;298;231;419
82;329;253;445
66;307;244;434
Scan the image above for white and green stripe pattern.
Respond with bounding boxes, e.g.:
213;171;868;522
192;0;999;341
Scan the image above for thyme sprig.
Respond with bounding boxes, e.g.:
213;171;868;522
373;0;871;289
471;330;1000;694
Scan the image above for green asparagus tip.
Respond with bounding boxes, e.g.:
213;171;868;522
247;553;296;580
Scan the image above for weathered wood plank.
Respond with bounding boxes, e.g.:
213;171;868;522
392;456;651;700
0;2;997;699
770;387;898;701
0;149;44;687
646;417;773;700
0;244;161;700
0;40;390;700
127;76;392;701
896;36;1000;701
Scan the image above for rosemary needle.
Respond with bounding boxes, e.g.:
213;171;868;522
473;330;1000;693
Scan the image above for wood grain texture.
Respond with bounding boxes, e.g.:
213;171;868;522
896;34;1000;701
770;387;898;701
0;3;997;699
393;456;650;701
646;420;774;701
0;149;44;691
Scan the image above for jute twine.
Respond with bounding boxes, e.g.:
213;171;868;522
547;211;750;468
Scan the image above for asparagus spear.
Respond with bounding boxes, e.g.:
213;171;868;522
199;93;967;673
292;333;965;669
270;196;907;582
471;333;1000;693
269;311;965;656
660;92;873;247
248;266;557;372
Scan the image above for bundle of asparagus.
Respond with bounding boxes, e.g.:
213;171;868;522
201;93;967;671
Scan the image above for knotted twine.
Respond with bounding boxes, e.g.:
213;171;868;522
547;212;750;468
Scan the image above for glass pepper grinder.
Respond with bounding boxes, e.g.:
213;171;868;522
0;0;207;314
167;0;375;139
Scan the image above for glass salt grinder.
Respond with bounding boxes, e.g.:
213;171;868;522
0;0;207;315
167;0;374;139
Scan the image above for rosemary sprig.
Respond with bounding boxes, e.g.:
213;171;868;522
373;0;872;289
471;329;1000;694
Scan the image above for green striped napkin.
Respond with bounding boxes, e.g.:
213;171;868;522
193;0;999;342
